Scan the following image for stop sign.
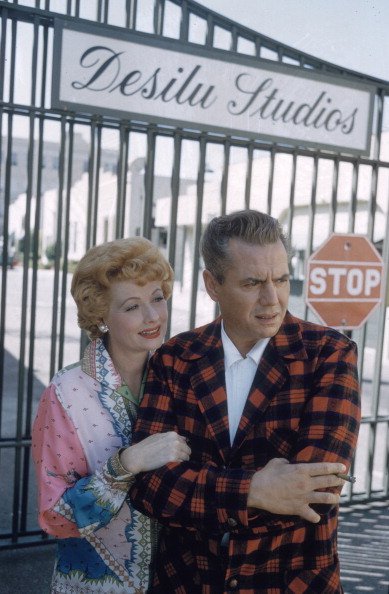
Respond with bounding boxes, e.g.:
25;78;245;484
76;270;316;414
305;233;384;329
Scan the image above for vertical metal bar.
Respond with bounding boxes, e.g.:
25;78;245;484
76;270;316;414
383;423;389;497
92;124;102;246
285;150;297;242
365;182;389;498
368;163;378;241
25;119;45;442
266;147;276;215
103;0;109;24
85;120;98;250
205;13;214;47
127;0;137;29
153;0;164;36
189;135;206;329
303;155;319;321
49;117;66;380
179;0;189;41
329;157;339;233
166;131;182;338
142;126;156;239
58;121;74;368
25;22;50;399
20;16;40;533
10;15;25;544
372;90;384;161
97;0;103;23
358;159;376;388
220;139;230;216
254;36;261;58
244;143;254;209
347;160;359;233
74;0;80;19
230;25;238;52
116;124;129;238
368;90;384;240
0;7;8;429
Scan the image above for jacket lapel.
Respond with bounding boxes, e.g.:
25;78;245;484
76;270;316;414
232;312;308;451
181;318;231;464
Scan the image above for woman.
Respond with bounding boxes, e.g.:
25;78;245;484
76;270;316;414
32;237;191;594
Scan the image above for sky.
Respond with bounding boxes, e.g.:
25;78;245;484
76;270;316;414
194;0;389;82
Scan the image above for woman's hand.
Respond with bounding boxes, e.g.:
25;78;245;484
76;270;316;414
119;431;191;475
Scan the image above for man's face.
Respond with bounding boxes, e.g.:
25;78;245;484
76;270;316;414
203;238;290;356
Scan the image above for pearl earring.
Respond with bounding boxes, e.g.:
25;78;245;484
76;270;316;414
98;322;109;334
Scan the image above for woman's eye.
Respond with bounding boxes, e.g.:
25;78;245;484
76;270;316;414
126;304;138;311
154;295;165;302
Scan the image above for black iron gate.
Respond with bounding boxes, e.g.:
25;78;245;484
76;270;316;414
1;0;388;548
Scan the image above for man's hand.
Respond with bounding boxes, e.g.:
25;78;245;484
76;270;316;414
120;431;191;475
247;458;346;523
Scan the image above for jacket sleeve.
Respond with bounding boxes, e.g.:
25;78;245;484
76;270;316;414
291;339;360;463
291;337;360;474
130;350;255;534
32;384;134;538
288;337;361;516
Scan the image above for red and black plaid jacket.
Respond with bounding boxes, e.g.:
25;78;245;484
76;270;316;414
130;313;360;593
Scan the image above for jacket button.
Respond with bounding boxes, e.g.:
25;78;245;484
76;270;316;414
228;577;238;589
227;517;238;528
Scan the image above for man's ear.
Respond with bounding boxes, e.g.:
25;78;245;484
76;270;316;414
203;269;219;303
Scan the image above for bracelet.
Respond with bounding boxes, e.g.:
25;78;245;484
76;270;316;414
107;448;136;482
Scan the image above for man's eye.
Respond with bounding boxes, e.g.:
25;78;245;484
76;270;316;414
244;280;257;287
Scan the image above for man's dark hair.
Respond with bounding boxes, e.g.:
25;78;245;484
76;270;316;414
200;209;289;283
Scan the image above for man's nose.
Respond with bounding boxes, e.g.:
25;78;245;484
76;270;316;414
258;282;278;305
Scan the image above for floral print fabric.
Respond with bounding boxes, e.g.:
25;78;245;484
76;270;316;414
32;339;156;593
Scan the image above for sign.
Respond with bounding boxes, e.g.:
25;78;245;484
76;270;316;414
52;20;375;155
306;234;384;329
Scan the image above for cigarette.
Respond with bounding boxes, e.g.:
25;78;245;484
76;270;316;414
337;473;356;483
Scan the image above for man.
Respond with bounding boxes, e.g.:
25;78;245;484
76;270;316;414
130;210;360;593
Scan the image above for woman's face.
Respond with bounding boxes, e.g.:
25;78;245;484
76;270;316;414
104;279;168;356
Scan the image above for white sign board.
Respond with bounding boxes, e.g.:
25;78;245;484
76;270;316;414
52;20;375;155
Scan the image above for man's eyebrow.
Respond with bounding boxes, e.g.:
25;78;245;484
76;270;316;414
240;273;290;284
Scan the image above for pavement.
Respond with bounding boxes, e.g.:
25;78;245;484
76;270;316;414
0;499;388;594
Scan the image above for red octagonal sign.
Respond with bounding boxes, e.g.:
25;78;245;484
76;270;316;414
306;233;384;329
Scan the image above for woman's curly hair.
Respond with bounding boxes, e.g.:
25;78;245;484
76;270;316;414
71;237;173;339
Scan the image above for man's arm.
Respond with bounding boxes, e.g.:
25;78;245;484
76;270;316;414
247;337;361;523
130;338;356;529
130;349;256;533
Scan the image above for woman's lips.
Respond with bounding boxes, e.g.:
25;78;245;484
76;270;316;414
139;326;161;339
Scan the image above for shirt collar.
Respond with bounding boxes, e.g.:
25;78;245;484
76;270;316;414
221;321;270;369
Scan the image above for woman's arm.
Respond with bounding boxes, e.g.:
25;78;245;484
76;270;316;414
32;383;191;538
32;385;135;538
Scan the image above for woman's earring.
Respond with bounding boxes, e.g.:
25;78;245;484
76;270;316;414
98;322;109;334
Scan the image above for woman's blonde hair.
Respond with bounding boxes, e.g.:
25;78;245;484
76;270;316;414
71;237;173;339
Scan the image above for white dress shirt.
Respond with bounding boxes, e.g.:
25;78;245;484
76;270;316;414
221;322;270;445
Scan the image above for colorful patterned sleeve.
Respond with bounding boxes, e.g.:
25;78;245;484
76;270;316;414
32;384;134;538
